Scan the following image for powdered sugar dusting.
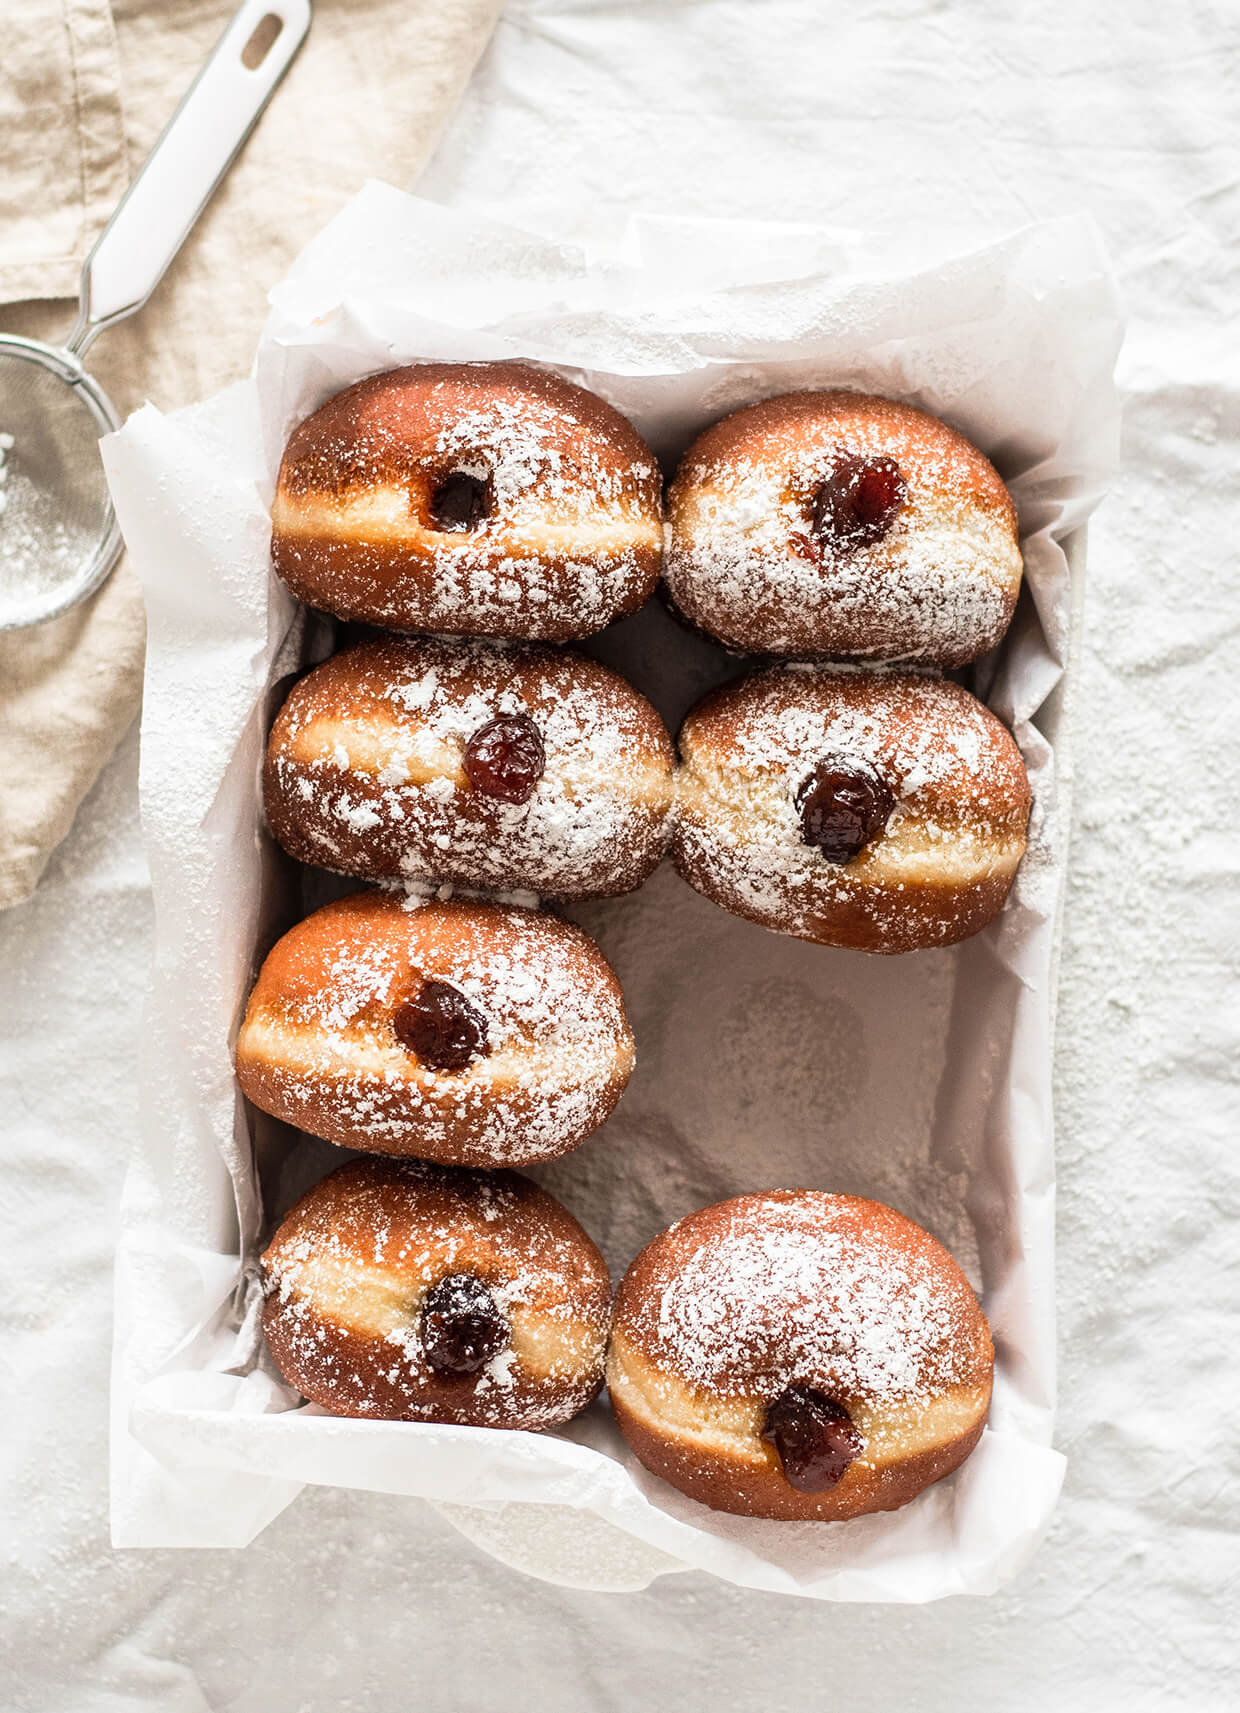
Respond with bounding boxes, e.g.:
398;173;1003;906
238;896;634;1166
261;1159;610;1428
266;637;675;898
271;364;663;640
432;397;636;517
665;397;1022;663
630;1193;979;1404
674;665;1029;946
0;437;97;605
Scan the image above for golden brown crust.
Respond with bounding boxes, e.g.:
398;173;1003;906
613;1192;993;1393
235;891;635;1166
672;664;1031;954
606;1190;993;1521
262;1157;612;1429
608;1371;987;1522
665;389;1022;663
676;392;1017;523
270;362;663;641
263;636;675;898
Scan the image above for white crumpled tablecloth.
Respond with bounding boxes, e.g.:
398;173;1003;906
2;1;1236;1707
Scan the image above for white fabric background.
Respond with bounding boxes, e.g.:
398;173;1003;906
2;0;1236;1707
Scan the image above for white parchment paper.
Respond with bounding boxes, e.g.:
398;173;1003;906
102;182;1121;1600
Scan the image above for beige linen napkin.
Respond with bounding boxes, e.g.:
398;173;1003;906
0;0;502;909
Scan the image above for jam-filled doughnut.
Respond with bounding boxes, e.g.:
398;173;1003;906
673;664;1030;953
263;636;675;899
665;391;1022;663
235;892;634;1166
262;1157;611;1428
270;362;663;641
607;1191;993;1521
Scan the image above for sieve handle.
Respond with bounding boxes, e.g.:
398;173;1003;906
71;1;312;353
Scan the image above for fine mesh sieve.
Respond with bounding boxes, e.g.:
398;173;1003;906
0;1;311;632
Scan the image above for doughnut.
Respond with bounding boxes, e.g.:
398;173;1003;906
262;1157;611;1429
269;361;663;641
263;636;675;899
234;892;634;1166
607;1190;993;1521
664;390;1022;663
673;664;1030;954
